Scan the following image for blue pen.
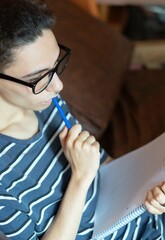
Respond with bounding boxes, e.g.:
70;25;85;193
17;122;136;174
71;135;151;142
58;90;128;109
52;97;71;130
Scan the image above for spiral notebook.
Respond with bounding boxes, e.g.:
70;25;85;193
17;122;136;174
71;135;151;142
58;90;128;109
91;132;165;240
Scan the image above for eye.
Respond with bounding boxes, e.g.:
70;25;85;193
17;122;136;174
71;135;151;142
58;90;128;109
48;71;54;80
26;71;48;83
26;77;39;83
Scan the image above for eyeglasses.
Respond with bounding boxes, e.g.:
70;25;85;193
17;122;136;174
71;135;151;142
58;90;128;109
0;44;71;94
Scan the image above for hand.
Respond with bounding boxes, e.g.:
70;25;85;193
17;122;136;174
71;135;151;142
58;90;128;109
59;124;100;186
145;182;165;215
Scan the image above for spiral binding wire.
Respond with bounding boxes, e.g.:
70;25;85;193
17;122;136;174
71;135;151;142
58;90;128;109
91;205;146;240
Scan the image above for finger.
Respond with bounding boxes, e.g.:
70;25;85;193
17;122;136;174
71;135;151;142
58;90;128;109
153;186;165;205
59;126;68;139
146;189;165;213
66;124;82;146
92;141;100;149
78;131;90;143
145;200;163;215
147;190;159;205
59;126;68;147
160;182;165;194
160;182;165;207
85;135;96;145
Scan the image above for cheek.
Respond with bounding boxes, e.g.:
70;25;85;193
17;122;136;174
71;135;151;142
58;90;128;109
10;85;35;105
25;86;33;94
0;80;12;92
0;81;24;93
24;88;45;105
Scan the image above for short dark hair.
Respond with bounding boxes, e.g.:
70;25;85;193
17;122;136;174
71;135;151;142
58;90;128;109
0;0;55;72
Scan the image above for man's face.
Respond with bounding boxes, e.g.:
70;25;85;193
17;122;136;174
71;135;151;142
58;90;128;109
0;29;63;111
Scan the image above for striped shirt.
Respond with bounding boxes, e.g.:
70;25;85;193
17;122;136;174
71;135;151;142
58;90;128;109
1;96;165;240
103;212;165;240
0;96;108;240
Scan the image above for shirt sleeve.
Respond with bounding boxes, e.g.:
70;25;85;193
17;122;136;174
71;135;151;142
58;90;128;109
99;147;109;164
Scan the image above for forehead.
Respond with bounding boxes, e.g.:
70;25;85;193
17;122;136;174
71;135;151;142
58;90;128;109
4;30;59;77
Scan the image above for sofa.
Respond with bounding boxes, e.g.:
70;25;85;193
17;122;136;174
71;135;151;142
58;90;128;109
45;0;165;158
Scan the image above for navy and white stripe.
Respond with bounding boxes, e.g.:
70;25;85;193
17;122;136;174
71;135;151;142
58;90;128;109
102;205;165;240
1;96;164;240
0;96;108;240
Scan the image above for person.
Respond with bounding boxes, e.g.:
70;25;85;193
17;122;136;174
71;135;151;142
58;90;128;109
0;0;164;239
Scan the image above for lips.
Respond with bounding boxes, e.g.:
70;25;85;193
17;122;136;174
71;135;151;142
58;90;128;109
42;93;59;105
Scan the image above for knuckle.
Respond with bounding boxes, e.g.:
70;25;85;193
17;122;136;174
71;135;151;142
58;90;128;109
75;124;82;131
74;139;81;150
95;141;100;148
155;193;163;202
147;206;157;215
144;200;148;206
70;124;82;134
81;131;90;137
161;182;165;190
82;142;90;150
150;199;157;206
66;139;72;149
90;135;95;141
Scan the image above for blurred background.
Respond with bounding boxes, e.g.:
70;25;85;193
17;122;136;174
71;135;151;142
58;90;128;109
71;0;165;69
45;0;165;157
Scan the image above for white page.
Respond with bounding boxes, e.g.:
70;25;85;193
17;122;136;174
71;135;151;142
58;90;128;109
93;133;165;237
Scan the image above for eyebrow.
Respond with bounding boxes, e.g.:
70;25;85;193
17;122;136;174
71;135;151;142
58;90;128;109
21;47;61;79
21;68;49;79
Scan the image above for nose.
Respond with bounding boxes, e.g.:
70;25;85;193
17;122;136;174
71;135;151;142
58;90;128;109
46;73;63;93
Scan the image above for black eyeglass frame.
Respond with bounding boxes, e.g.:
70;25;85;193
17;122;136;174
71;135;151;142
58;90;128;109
0;44;71;94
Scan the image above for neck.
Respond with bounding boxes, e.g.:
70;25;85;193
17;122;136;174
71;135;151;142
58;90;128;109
0;97;26;130
0;97;39;139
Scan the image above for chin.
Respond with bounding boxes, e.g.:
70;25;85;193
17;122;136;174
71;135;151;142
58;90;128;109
37;101;52;111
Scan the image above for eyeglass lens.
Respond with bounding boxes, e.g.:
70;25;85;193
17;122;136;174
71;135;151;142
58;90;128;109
34;51;70;94
34;71;54;94
56;53;70;75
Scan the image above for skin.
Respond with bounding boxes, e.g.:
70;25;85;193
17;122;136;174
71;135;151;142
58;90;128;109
145;182;165;215
0;29;100;240
0;30;62;139
0;29;164;239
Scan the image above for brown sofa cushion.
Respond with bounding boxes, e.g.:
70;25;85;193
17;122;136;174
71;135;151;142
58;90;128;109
45;0;133;138
101;69;165;157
